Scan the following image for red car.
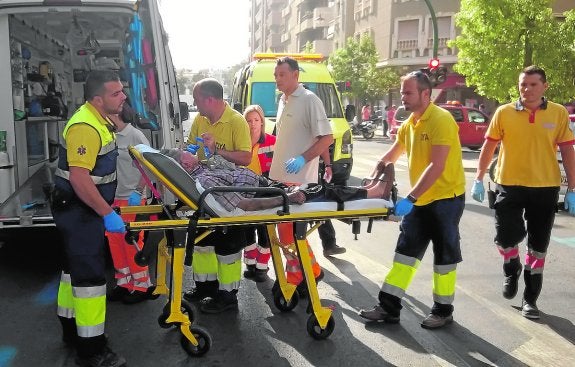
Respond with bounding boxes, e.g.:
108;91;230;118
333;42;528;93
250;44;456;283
389;102;490;150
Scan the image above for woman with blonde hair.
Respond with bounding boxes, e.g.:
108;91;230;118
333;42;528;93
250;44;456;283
242;105;277;282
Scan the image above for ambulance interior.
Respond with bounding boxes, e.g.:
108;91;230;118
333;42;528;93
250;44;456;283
2;4;163;226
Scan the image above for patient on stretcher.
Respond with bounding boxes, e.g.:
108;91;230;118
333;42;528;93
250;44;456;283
156;148;394;212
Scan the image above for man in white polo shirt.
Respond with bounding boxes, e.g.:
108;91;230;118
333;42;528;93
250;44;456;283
269;56;334;294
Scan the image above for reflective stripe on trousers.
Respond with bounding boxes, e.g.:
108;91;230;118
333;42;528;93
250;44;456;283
381;253;420;299
192;245;218;282
243;243;271;270
433;264;457;304
278;222;321;285
106;198;152;292
217;251;242;291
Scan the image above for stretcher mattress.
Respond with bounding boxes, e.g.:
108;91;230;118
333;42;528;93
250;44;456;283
132;144;393;218
195;181;394;217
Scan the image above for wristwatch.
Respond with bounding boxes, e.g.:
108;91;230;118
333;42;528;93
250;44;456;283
407;194;417;203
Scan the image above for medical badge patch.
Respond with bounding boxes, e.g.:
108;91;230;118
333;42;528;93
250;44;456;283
77;145;87;155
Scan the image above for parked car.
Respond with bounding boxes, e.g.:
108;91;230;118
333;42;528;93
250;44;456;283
389;102;490;150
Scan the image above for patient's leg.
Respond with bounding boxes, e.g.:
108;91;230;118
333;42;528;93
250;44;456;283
365;163;395;200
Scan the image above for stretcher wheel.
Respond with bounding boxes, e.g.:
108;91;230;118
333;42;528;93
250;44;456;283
273;287;299;312
134;251;148;267
306;314;335;340
180;326;212;356
157;300;196;329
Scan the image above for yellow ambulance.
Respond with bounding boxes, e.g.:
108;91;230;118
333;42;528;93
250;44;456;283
231;53;354;184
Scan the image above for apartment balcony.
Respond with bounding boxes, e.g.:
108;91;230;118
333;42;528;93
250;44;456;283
312;39;332;56
281;32;291;43
427;38;450;48
298;15;314;33
313;7;332;29
267;33;282;48
269;10;282;26
397;39;419;50
281;5;291;18
268;0;286;6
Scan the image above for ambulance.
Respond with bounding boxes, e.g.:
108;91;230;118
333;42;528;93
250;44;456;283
0;0;187;234
231;53;354;184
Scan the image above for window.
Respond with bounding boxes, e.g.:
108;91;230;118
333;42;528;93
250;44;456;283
448;109;464;122
250;82;343;119
468;110;486;123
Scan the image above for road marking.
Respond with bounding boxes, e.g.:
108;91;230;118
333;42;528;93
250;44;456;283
551;236;575;249
316;240;575;367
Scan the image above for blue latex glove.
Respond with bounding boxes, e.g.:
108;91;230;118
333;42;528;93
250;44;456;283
103;211;126;233
128;191;142;206
285;155;305;174
471;180;485;203
186;144;200;154
194;137;211;158
565;191;575;215
394;198;414;216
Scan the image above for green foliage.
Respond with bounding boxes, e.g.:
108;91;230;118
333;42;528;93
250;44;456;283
302;41;314;54
451;0;575;103
329;34;399;103
175;69;192;95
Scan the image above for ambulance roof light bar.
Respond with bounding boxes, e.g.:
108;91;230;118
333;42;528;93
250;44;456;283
253;53;325;61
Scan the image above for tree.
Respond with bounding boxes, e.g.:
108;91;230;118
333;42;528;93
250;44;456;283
451;0;575;103
329;34;398;105
175;69;192;95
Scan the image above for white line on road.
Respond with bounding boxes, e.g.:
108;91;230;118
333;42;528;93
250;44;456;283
317;239;575;367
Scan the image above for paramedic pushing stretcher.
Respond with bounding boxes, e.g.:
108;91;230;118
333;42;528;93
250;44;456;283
51;71;127;367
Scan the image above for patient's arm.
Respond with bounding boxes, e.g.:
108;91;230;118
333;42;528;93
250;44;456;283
237;191;305;211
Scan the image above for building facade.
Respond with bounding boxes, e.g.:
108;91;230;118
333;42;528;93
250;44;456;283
248;0;574;107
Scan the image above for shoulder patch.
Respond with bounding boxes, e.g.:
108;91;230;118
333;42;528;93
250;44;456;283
77;145;87;155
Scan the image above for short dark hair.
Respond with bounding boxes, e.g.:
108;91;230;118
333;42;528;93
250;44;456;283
276;56;299;71
401;71;432;94
85;70;120;100
196;78;223;100
522;65;546;83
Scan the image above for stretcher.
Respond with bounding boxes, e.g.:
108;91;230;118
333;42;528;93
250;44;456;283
121;144;395;356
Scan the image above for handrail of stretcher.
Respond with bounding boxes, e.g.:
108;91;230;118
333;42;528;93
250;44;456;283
125;145;390;231
124;206;390;231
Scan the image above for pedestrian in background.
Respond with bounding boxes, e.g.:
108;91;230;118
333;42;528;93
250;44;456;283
242;104;276;282
471;65;575;319
386;104;397;138
106;104;156;304
361;103;371;122
359;71;465;329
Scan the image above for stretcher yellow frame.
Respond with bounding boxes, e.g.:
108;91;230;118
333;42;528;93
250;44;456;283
122;145;392;351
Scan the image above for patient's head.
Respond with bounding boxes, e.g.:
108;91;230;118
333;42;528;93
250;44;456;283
180;151;200;172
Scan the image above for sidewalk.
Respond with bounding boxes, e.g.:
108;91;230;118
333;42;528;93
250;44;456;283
374;127;479;172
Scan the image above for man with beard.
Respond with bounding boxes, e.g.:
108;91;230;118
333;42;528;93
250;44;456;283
52;70;127;366
358;71;466;330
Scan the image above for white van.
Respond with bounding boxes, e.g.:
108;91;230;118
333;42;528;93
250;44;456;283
0;0;187;232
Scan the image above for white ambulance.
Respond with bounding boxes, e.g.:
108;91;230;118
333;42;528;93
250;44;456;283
0;0;187;234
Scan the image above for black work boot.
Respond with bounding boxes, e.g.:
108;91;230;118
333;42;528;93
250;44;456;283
502;259;522;299
522;269;542;319
75;346;127;367
243;264;256;279
183;280;218;303
59;316;77;348
200;290;239;314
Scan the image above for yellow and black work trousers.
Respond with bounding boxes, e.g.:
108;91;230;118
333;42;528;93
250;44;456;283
53;203;108;358
379;195;464;317
191;227;247;296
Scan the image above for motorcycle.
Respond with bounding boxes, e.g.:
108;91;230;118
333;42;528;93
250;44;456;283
349;118;377;139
